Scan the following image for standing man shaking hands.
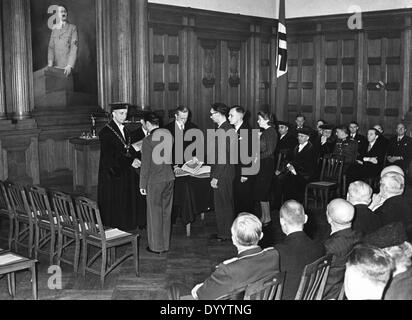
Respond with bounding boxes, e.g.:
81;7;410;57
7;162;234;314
140;113;175;254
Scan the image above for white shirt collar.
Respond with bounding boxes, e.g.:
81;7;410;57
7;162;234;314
298;141;308;151
280;133;287;140
176;121;185;131
235;121;243;132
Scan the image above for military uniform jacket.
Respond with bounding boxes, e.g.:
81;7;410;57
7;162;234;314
196;246;280;300
333;138;358;165
48;23;78;68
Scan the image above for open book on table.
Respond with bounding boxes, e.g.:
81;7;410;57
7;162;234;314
175;158;211;177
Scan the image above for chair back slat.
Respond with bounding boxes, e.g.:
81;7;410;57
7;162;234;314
27;186;56;226
295;255;332;300
75;197;105;238
51;191;78;231
6;182;32;220
244;271;285;300
321;155;344;183
0;181;12;213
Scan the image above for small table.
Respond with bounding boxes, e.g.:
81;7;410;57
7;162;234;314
69;137;100;197
0;251;38;300
173;175;214;237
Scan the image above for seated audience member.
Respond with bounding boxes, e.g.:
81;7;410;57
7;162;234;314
386;123;412;172
363;222;412;300
314;124;336;158
333;125;358;171
344;245;393;300
164;106;199;167
374;124;389;151
275;201;325;300
347;181;381;236
290;114;314;138
346;128;386;183
280;127;317;203
323;199;362;300
316;119;326;137
349;121;368;155
191;213;280;300
369;165;405;211
276;121;297;156
373;172;412;237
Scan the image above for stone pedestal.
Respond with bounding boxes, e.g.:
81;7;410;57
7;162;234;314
33;67;97;108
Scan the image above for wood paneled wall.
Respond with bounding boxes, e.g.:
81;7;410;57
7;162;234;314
147;4;277;130
286;9;412;134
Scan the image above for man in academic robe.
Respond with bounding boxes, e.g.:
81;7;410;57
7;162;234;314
164;106;199;167
97;102;142;231
229;106;255;214
280;127;317;203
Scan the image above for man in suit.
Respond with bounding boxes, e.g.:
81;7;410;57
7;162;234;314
48;5;78;76
276;121;297;156
290;114;314;139
229;106;255;214
387;123;412;172
347;128;386;183
209;103;237;241
97;103;142;231
164;106;199;167
349;121;368;155
344;245;392;300
323;199;362;300
347;181;381;236
275;200;325;300
140;112;175;254
374;124;389;151
374;172;412;237
281;127;317;203
314;124;336;158
191;213;280;300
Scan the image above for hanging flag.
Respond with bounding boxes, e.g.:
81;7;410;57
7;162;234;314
275;0;288;119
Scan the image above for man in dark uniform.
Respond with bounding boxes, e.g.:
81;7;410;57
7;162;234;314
386;123;412;172
164;106;199;167
209;103;236;241
281;127;317;203
190;214;279;300
97;102;142;231
333;125;358;171
349;121;367;155
229;106;255;214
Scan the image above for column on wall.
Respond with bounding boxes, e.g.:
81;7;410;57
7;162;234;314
96;0;113;111
0;1;6;119
247;24;262;117
133;0;149;109
8;0;34;120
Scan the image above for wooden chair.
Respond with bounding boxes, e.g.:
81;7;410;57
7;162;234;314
295;254;333;300
304;155;344;209
243;271;285;300
51;190;81;272
6;182;34;257
75;197;140;286
0;181;14;250
275;149;289;173
26;186;59;265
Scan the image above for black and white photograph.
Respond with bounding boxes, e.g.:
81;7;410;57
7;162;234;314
0;0;412;305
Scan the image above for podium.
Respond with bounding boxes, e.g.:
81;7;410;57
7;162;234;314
33;67;96;108
69;138;100;197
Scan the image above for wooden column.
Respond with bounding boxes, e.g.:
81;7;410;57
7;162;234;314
402;16;411;118
270;26;279;118
180;15;196;109
134;0;150;109
314;23;323;122
8;0;33;120
117;0;133;103
248;24;261;121
96;0;113;111
0;1;6;119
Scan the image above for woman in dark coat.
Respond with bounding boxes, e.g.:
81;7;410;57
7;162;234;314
97;103;142;231
254;110;278;226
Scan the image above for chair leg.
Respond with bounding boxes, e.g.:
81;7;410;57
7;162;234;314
56;232;63;267
101;247;107;287
8;273;16;298
74;237;80;273
49;230;56;265
8;217;13;250
14;220;19;252
34;226;39;260
132;239;139;277
81;240;87;276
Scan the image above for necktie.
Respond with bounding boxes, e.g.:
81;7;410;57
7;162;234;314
368;144;372;152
